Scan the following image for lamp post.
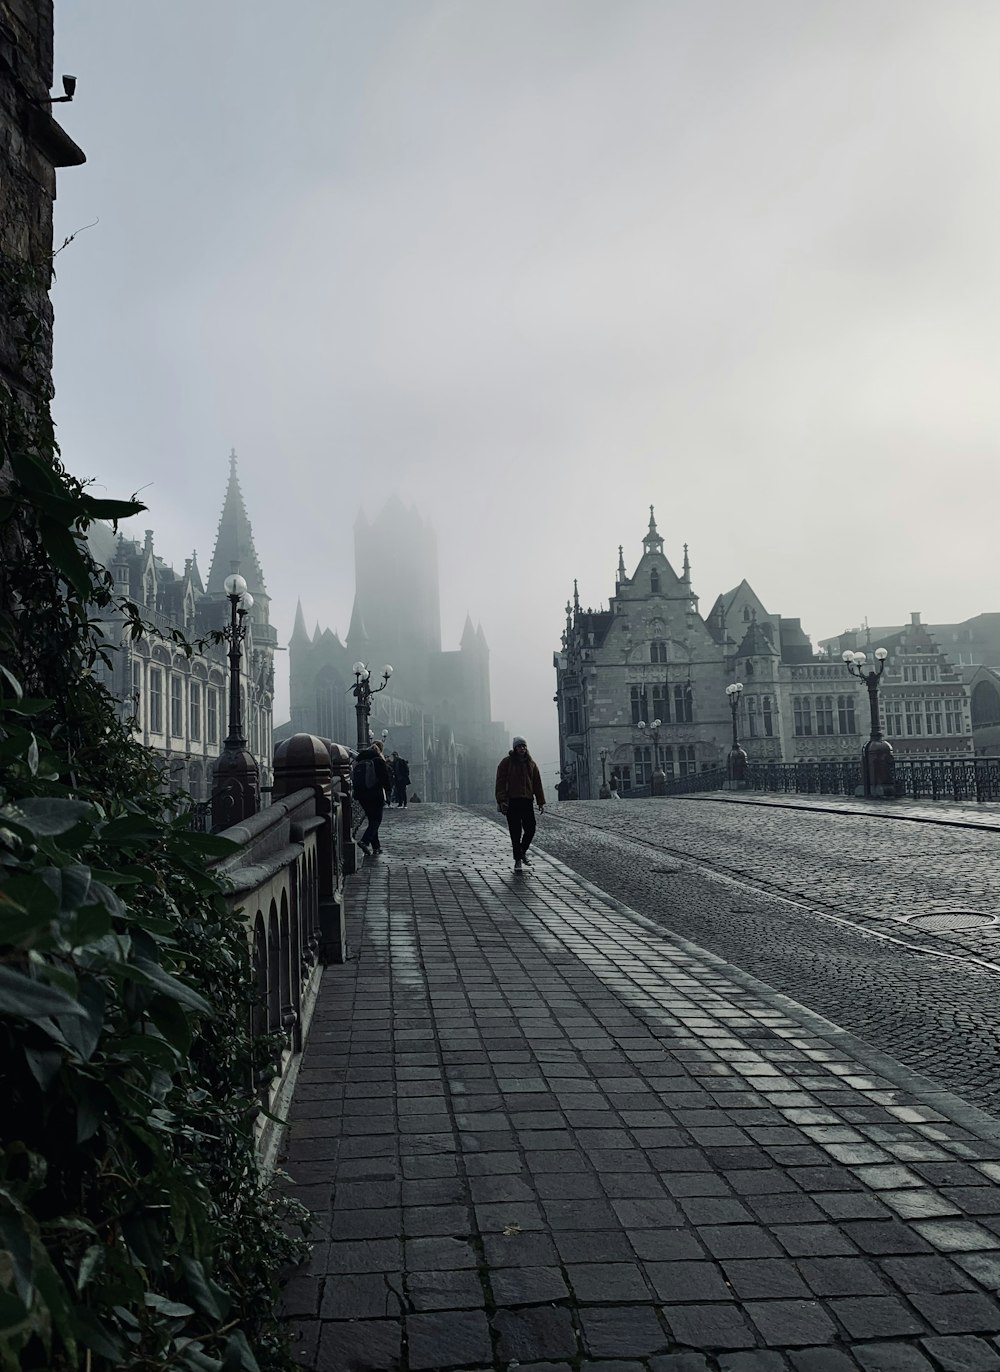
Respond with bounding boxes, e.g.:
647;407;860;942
843;648;894;798
211;573;260;831
598;747;610;799
725;682;747;788
352;661;393;749
636;719;665;794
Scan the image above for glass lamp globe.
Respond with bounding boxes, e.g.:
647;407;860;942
854;652;867;664
352;661;366;676
223;573;247;597
382;664;394;678
239;592;254;610
842;650;854;663
874;647;888;661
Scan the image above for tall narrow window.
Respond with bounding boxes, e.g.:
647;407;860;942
565;697;581;734
673;682;693;723
837;695;856;735
945;699;963;735
650;640;668;663
149;668;164;734
762;696;773;737
747;696;758;737
651;682;669;723
633;746;653;783
190;681;202;741
631;685;646;726
131;659;142;727
650;571;660;594
661;746;675;779
170;677;183;738
816;695;834;735
793;697;812;736
678;745;696;776
207;688;219;744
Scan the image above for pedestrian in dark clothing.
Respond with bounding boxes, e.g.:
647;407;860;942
495;735;545;871
391;752;411;807
353;739;392;856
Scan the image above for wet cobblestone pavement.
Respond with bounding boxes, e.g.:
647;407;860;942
283;804;1000;1371
493;796;1000;1117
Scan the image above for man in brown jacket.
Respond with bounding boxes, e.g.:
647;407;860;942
495;736;545;871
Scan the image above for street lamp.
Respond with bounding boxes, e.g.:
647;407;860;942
843;648;894;798
352;661;393;749
725;682;747;788
212;573;260;831
598;746;610;799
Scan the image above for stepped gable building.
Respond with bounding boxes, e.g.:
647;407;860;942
823;614;972;758
89;451;276;799
284;497;504;804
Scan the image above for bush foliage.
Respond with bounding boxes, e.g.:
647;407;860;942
0;347;307;1367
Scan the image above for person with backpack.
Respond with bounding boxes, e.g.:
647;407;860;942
391;751;411;807
495;735;545;871
352;738;392;856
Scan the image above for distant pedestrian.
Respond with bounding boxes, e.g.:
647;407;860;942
495;736;545;871
391;751;411;807
610;772;622;800
352;738;392;856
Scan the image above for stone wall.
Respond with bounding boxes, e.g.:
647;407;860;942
0;0;83;407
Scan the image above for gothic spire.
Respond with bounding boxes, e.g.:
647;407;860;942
682;542;691;583
617;544;626;582
205;449;268;598
642;504;664;555
290;598;310;644
573;578;580;613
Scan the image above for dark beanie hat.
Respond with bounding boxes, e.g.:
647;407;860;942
512;736;527;747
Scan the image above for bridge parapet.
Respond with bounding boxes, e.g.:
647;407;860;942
210;733;353;1170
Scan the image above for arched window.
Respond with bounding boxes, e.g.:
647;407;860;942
650;640;667;664
743;606;751;622
972;681;1000;727
650;571;660;594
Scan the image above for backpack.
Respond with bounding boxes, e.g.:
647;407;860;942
352;757;377;792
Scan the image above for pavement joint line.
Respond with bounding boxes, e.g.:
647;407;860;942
678;790;1000;835
525;838;1000;1144
542;808;1000;982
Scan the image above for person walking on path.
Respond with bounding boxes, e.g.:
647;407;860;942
495;735;545;870
391;751;410;807
352;738;392;856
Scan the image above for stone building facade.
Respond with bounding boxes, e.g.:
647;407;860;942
284;498;505;804
555;512;978;796
89;453;276;799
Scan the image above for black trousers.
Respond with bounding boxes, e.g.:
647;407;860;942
360;793;384;850
506;797;536;858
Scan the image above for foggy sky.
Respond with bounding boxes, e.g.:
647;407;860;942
51;1;1000;778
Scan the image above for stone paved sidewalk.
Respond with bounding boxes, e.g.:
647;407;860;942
282;806;1000;1372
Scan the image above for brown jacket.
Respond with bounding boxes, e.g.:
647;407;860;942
496;753;545;807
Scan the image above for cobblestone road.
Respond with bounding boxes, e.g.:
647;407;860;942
486;797;1000;1116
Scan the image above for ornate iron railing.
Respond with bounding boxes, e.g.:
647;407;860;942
659;756;1000;804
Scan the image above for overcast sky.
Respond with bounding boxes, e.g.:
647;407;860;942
52;1;1000;776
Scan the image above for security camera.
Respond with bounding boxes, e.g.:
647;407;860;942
62;74;77;99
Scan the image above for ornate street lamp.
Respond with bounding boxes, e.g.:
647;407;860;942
352;661;393;749
598;746;610;799
843;648;894;797
638;719;666;795
725;682;747;788
212;573;260;831
636;719;665;795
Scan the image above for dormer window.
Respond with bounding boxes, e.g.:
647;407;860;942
650;571;660;594
743;606;751;622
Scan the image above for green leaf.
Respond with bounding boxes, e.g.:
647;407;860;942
178;1256;226;1321
0;664;24;701
0;1213;33;1305
23;1045;63;1090
40;862;92;913
73;1306;127;1361
125;957;212;1015
59;976;105;1063
0;965;88;1022
10;797;93;836
221;1329;260;1372
76;1243;104;1293
78;497;145;522
144;1291;195;1319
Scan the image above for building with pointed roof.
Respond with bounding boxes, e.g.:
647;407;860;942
87;453;276;800
284;498;504;803
556;511;982;796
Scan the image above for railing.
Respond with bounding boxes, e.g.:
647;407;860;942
660;756;1000;804
207;734;354;1171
